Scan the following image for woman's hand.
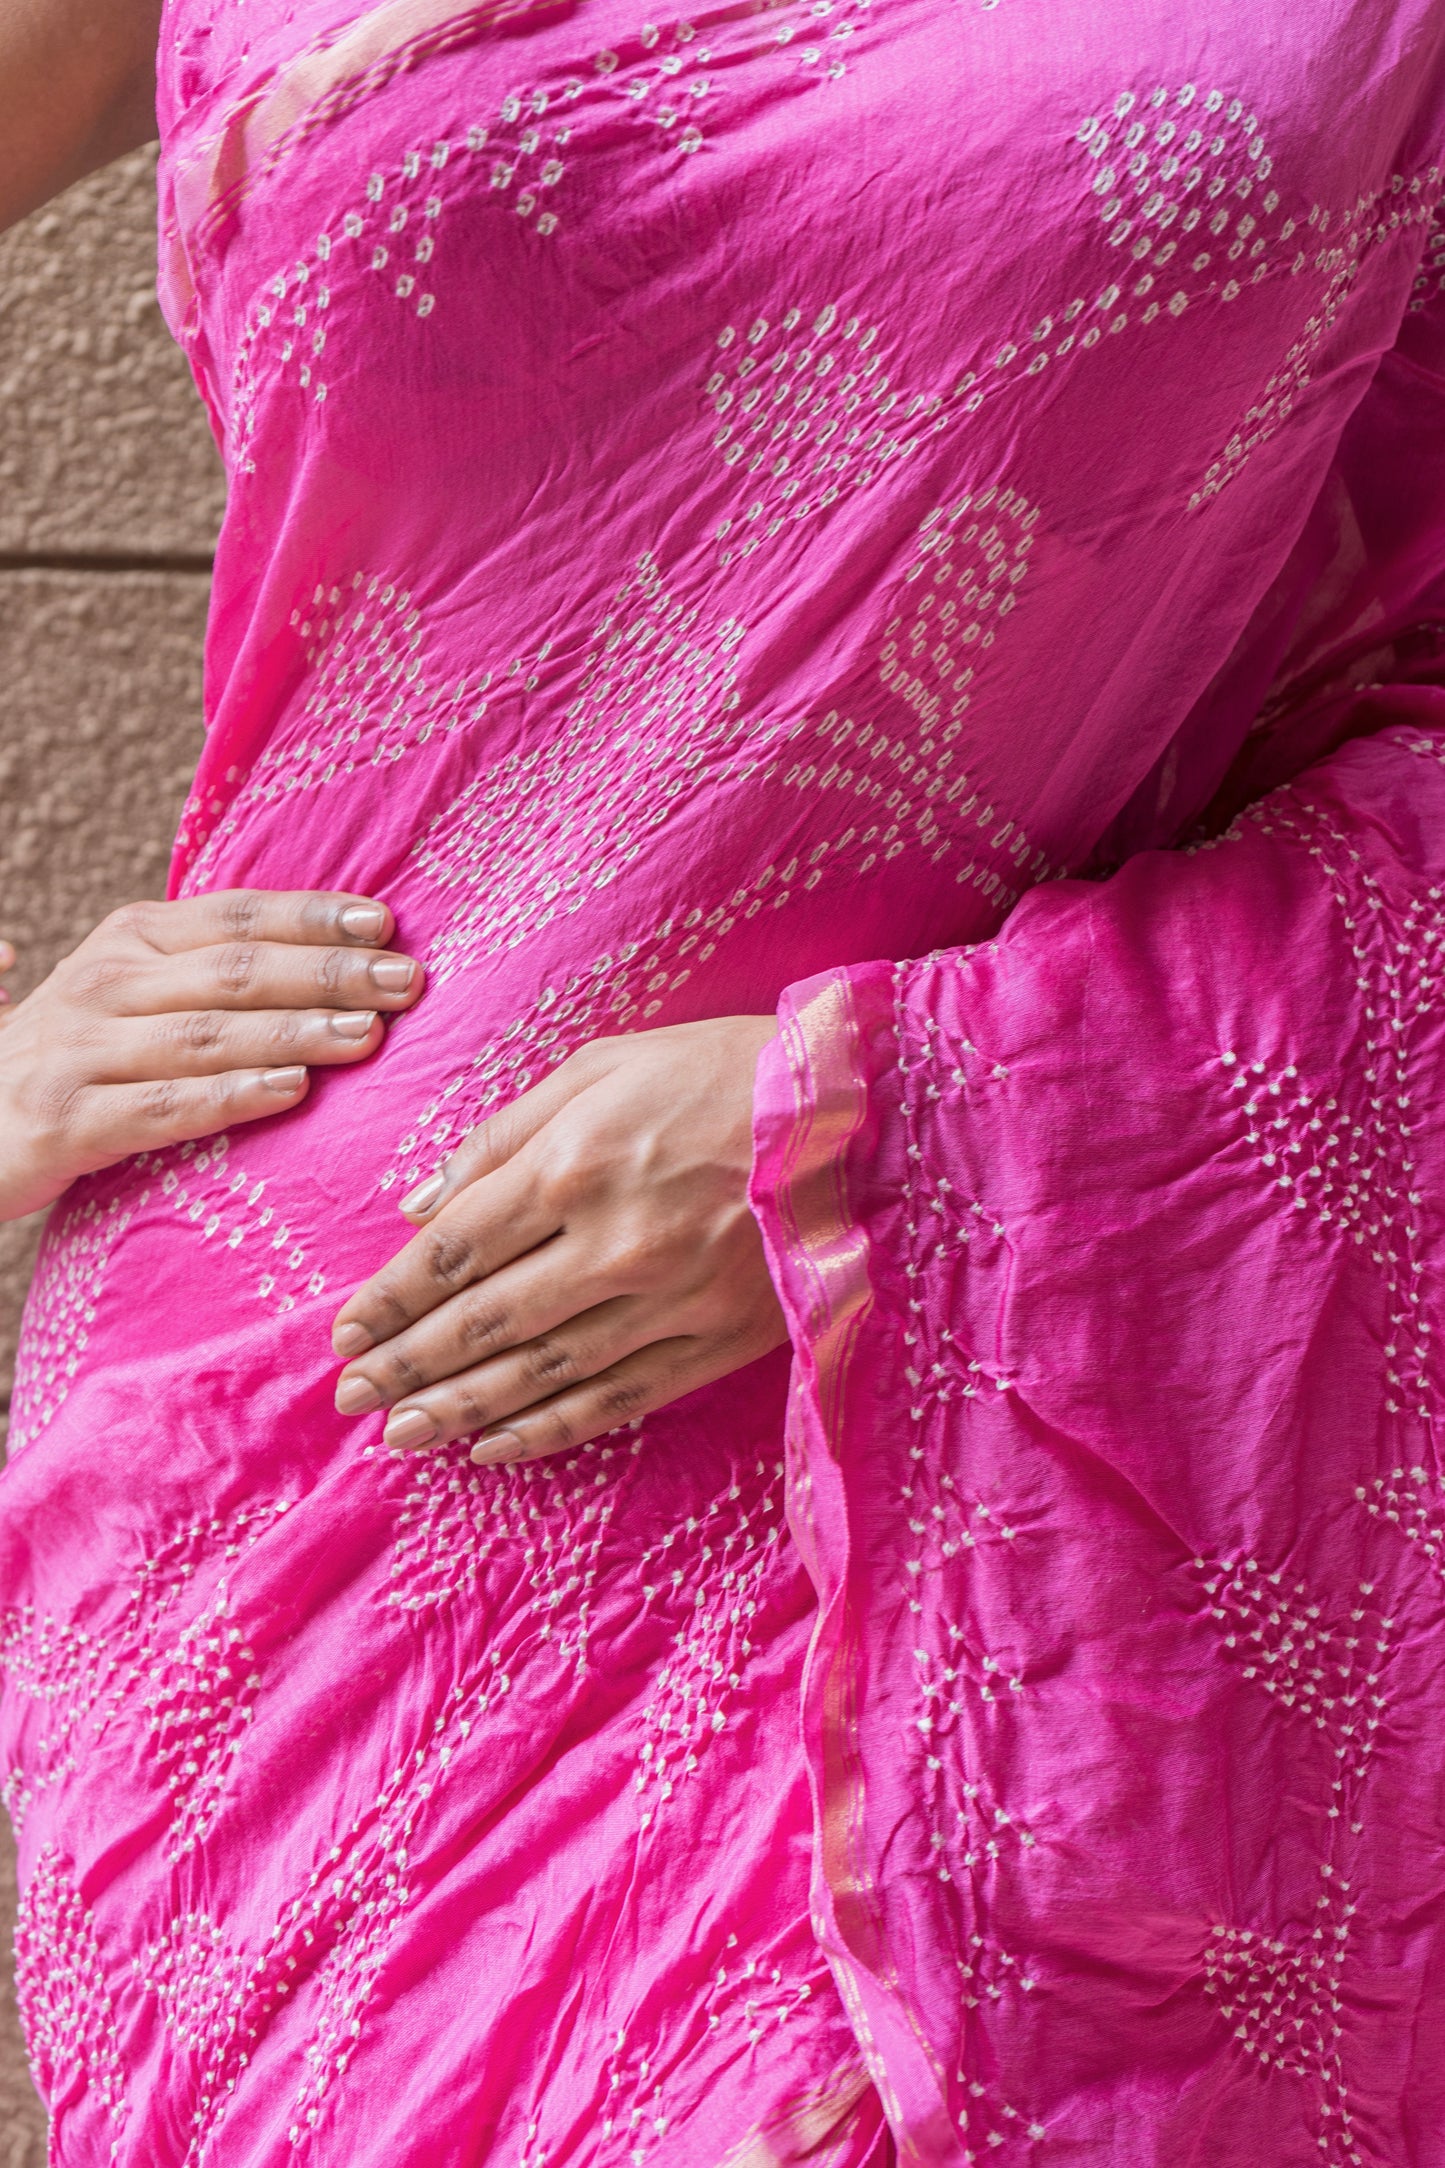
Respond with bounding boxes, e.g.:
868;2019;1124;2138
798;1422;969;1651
330;1017;787;1464
0;890;422;1221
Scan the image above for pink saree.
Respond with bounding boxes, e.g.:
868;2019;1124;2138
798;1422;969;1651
5;0;1445;2159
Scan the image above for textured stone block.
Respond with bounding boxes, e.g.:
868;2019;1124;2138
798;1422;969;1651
0;148;225;558
0;118;220;2147
0;570;209;1431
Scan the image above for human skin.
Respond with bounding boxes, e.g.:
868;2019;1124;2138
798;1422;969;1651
0;0;163;231
5;0;789;1456
0;894;423;1221
331;1018;789;1463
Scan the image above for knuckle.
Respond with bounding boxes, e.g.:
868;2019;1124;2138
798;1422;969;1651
27;1072;84;1149
298;893;338;940
422;1225;476;1290
208;1070;245;1116
376;1347;427;1399
218;891;265;940
522;1336;583;1392
568;1035;615;1069
451;1382;495;1433
314;947;346;996
265;1011;303;1054
101;900;161;947
215;942;260;996
713;1313;759;1360
456;1297;513;1358
176;1010;226;1057
537;1142;590;1208
138;1077;186;1128
602;1231;655;1288
66;955;132;1010
531;1406;583;1456
597;1372;653;1423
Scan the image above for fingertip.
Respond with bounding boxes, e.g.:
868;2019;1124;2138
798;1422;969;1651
328;1009;382;1050
262;1065;309;1097
399;1170;446;1220
368;957;423;1004
470;1430;527;1466
337;898;392;946
384;1406;439;1451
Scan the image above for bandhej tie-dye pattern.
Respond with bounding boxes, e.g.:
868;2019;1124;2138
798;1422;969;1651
4;0;1445;2160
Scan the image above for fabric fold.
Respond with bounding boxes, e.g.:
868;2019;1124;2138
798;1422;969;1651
9;0;1445;2155
752;703;1445;2164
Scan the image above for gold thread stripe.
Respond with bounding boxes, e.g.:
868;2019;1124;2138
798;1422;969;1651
713;2059;874;2167
775;975;953;2153
162;0;566;315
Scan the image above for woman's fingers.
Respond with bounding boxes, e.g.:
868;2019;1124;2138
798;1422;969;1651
94;1006;384;1080
339;1296;653;1449
334;1257;632;1415
463;1334;749;1465
69;1066;313;1162
108;889;395;956
332;1165;563;1357
358;1305;783;1463
88;938;421;1018
398;1041;621;1221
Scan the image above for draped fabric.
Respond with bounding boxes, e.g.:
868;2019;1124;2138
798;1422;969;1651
3;0;1445;2160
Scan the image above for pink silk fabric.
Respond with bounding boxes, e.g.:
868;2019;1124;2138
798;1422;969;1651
4;0;1445;2160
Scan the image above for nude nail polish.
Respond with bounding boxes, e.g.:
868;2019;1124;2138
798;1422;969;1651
370;959;416;992
332;1321;373;1358
331;1010;377;1040
400;1171;445;1217
335;1374;382;1414
263;1067;306;1093
385;1407;438;1450
470;1431;525;1466
340;902;387;941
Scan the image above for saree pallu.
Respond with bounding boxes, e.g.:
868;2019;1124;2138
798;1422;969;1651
4;0;1445;2159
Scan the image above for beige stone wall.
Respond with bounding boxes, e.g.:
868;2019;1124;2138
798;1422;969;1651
0;146;222;2157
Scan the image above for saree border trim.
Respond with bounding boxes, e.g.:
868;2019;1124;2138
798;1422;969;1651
773;975;882;1986
766;970;953;2160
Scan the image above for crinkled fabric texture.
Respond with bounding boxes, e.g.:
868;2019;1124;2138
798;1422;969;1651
752;724;1445;2165
2;0;1445;2162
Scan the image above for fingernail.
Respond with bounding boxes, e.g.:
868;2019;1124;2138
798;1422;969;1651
335;1373;382;1415
330;1010;378;1041
385;1406;438;1450
400;1171;445;1217
332;1320;374;1358
470;1430;525;1466
340;902;387;941
370;959;416;993
263;1067;306;1093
